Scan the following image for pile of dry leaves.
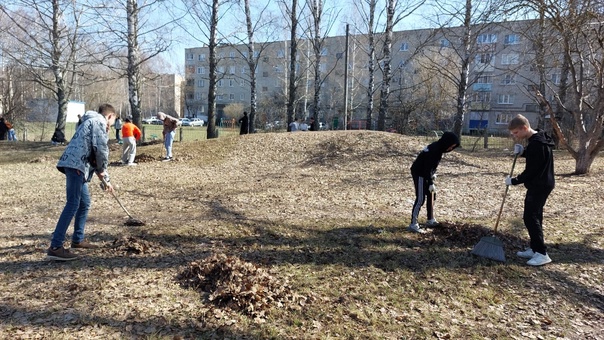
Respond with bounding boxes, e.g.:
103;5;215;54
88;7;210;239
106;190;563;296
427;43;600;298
177;253;294;317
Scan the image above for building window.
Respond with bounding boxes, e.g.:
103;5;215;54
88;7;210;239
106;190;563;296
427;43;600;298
501;74;516;85
277;49;285;58
240;79;245;86
496;113;513;124
240;94;245;100
217;94;224;100
186;93;194;100
263;56;269;62
440;39;450;47
551;73;561;85
229;93;235;100
186;53;194;60
262;86;268;92
319;63;326;72
229;51;236;59
476;53;493;64
229;66;235;74
229;79;234;87
200;106;205;113
218;66;224;73
476;75;492;84
241;67;246;74
197;79;205;87
320;48;328;56
217;80;223;87
504;34;520;45
399;42;408;51
195;92;202;100
186;79;194;86
472;92;491;102
497;94;514;104
501;54;519;65
477;34;497;44
274;65;283;73
198;54;206;61
197;67;205;74
263;71;269;77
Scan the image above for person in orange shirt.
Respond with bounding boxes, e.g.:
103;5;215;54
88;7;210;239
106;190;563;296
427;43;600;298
121;117;142;166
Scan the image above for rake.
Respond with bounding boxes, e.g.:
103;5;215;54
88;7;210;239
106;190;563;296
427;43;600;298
471;153;519;262
101;178;146;226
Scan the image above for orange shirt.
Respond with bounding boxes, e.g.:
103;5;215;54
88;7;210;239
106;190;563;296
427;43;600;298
121;122;141;140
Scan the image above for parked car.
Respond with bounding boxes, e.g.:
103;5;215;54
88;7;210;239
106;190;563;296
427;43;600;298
179;118;191;126
143;117;162;125
189;118;204;126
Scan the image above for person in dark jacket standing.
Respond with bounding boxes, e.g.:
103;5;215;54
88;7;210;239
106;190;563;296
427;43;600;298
239;111;249;135
409;131;460;233
506;114;555;266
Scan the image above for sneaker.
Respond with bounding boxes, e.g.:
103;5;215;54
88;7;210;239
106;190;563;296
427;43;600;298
407;223;426;234
517;248;535;259
425;219;440;227
47;247;79;261
162;157;172;162
527;252;552;266
71;240;99;249
126;162;137;166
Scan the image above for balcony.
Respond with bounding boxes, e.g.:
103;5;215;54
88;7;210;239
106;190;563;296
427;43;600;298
472;83;492;92
470;102;491;110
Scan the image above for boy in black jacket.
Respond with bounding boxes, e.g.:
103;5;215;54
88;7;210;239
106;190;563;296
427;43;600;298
506;114;555;266
409;132;460;233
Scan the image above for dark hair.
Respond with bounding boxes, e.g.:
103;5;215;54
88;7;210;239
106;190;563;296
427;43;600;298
125;118;131;123
98;103;116;115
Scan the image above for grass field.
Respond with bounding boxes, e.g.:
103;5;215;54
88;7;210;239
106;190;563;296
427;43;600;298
0;131;602;339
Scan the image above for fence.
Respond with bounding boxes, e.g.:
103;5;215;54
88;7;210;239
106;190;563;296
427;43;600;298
426;130;515;151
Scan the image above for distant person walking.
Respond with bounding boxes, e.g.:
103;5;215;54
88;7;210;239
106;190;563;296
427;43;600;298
114;116;123;144
121;118;142;166
47;104;117;261
157;112;180;161
0;116;8;140
309;117;317;131
239;111;249;135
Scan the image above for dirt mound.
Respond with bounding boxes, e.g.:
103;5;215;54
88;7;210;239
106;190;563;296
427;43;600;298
134;153;157;163
177;253;297;317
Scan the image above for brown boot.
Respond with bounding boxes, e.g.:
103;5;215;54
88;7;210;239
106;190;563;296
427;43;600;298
71;239;99;249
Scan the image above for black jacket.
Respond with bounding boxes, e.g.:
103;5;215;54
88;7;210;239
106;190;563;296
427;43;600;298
410;132;460;185
511;130;555;191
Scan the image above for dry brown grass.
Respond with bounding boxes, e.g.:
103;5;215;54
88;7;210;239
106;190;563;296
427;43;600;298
0;131;603;339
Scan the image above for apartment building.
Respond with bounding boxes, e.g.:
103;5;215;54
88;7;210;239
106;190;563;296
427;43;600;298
185;19;552;133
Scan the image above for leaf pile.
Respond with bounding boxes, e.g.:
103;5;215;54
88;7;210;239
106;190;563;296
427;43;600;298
133;153;156;163
111;236;157;255
177;253;294;317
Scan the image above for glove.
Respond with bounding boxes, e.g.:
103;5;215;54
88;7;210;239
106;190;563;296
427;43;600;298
428;184;436;193
505;176;513;186
514;144;524;155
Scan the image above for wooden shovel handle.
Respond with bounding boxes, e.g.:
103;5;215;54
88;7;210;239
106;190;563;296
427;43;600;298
494;153;519;233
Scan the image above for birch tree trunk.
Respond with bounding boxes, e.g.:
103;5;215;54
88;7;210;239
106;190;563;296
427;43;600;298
377;0;395;131
207;0;219;139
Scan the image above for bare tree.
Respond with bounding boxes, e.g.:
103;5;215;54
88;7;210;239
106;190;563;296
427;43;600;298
0;0;93;140
180;0;235;139
228;0;276;133
91;0;174;127
525;0;604;174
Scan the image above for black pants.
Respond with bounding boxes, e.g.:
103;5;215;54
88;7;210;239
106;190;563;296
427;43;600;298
411;174;434;225
523;188;552;255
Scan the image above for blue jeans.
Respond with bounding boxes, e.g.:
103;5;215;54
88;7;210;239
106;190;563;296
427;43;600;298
51;168;91;248
164;130;175;157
